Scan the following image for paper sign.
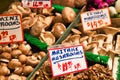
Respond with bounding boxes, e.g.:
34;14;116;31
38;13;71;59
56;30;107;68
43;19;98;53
22;0;52;8
80;8;111;31
0;14;24;44
48;45;88;77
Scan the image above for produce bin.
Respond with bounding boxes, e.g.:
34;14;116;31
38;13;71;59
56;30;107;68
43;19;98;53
0;0;120;80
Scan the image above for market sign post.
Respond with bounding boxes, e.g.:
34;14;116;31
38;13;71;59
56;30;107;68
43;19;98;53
80;8;111;32
0;14;24;44
48;45;88;77
22;0;52;8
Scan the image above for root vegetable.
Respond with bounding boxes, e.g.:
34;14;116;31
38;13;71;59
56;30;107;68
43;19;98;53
115;0;120;13
98;2;109;9
94;0;103;5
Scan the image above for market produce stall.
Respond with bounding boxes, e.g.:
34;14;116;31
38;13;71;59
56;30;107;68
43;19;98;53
0;0;120;80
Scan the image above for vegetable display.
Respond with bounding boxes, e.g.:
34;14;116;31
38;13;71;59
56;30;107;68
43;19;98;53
87;0;120;18
0;0;120;80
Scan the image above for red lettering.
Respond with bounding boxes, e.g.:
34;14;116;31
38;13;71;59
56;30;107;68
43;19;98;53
98;19;103;26
87;22;90;27
44;4;48;8
62;62;68;72
0;35;2;40
93;21;97;28
74;63;81;70
39;2;43;6
9;34;16;41
33;2;38;7
1;31;8;38
57;63;61;70
68;61;72;68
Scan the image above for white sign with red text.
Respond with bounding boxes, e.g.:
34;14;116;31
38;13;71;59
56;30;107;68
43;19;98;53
48;45;88;77
0;14;24;44
80;8;111;32
22;0;52;8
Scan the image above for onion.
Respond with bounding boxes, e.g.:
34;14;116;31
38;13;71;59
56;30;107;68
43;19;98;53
106;0;115;5
98;2;109;9
88;6;96;11
94;0;103;5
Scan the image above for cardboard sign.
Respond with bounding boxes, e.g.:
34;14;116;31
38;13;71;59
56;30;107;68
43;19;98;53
48;45;88;77
80;8;111;31
0;14;24;44
22;0;52;8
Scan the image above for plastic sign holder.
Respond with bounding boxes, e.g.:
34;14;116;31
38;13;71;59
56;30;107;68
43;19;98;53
22;0;52;8
0;14;24;44
80;8;111;32
48;44;88;77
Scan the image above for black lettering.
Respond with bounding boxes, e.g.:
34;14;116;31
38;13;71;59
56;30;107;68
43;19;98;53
8;22;13;26
0;17;4;21
15;16;19;20
5;22;9;26
10;16;14;20
4;17;8;21
0;22;5;26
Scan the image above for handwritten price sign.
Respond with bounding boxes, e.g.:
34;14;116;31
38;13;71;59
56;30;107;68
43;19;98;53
0;14;23;44
80;8;111;31
22;0;51;8
48;45;88;77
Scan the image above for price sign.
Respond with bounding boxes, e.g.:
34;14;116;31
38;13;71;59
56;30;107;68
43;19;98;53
22;0;52;8
80;8;111;31
0;14;24;44
48;45;88;77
